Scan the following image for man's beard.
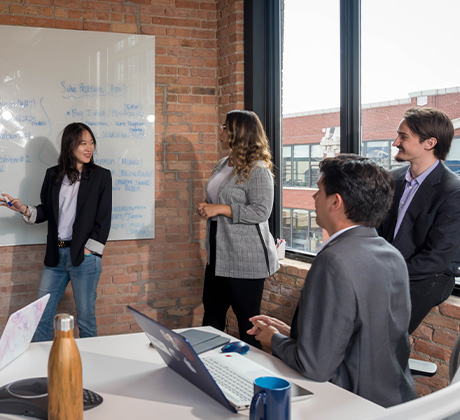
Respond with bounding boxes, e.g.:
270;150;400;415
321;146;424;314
394;150;406;162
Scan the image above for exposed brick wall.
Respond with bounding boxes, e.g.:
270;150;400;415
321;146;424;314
411;297;460;395
0;0;244;336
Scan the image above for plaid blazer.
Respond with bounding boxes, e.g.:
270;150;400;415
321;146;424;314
205;157;280;279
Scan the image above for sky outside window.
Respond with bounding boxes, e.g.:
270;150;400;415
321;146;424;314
283;0;460;115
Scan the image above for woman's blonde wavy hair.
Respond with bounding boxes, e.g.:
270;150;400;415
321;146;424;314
226;110;274;183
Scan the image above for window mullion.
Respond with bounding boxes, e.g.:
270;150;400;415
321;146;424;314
340;0;361;154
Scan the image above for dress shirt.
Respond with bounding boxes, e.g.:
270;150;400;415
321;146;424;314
317;225;359;253
24;175;81;241
57;175;80;240
393;160;439;238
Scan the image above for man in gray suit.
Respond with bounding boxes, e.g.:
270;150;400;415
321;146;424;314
248;155;417;408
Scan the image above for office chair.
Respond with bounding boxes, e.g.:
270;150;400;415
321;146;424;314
365;333;460;420
449;333;460;383
407;324;460;379
409;358;437;378
409;327;460;379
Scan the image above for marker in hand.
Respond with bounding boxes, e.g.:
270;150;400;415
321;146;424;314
2;195;12;207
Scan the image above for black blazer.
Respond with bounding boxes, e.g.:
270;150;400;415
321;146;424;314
379;162;460;280
35;165;112;267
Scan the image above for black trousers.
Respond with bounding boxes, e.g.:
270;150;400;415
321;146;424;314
202;221;265;348
409;273;455;334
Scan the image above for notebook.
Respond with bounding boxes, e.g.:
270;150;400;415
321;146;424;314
127;305;313;412
0;294;50;370
179;329;230;354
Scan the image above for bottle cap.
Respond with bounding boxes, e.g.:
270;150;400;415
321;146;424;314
53;313;74;332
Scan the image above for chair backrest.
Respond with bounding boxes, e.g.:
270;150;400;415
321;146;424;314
449;333;460;383
365;332;460;420
364;380;460;420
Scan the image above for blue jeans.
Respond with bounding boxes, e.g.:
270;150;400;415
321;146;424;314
33;248;102;342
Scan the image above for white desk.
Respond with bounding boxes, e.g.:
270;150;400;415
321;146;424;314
0;328;386;420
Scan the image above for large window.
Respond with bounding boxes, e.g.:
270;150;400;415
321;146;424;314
281;0;339;254
245;0;460;261
279;0;460;258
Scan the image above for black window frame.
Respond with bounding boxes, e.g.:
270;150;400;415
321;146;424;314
244;0;361;262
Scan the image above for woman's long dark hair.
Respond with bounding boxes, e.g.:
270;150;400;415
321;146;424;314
56;122;98;184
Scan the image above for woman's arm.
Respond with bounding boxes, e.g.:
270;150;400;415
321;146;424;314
0;194;30;216
84;169;112;255
0;167;52;223
196;202;232;219
229;166;274;224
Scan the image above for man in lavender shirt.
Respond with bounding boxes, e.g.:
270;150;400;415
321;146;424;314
379;107;460;333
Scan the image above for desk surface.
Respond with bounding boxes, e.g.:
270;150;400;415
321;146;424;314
0;328;386;420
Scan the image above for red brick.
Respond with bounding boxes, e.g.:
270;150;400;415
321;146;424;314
413;341;451;362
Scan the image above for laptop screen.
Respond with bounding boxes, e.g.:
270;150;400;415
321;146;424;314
127;305;236;413
0;294;50;370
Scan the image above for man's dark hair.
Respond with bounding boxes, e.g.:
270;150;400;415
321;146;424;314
403;107;454;160
319;154;395;227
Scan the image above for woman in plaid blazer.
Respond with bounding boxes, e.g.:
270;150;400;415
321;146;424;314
197;110;279;347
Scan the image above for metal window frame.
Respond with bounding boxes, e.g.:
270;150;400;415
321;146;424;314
244;0;361;261
244;0;282;238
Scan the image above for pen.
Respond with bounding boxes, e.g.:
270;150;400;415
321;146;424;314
4;197;12;207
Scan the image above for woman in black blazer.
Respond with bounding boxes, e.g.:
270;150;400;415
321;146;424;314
1;123;112;341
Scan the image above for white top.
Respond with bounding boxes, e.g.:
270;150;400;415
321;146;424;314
207;162;233;221
23;174;80;241
58;175;80;240
207;162;233;204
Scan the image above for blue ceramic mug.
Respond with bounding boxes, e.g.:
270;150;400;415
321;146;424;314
250;376;291;420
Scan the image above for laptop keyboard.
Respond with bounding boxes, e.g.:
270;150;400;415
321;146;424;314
202;357;254;402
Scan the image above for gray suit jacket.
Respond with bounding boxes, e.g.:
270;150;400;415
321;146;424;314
272;226;417;408
205;157;280;278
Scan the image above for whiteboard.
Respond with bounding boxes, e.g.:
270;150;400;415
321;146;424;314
0;26;155;246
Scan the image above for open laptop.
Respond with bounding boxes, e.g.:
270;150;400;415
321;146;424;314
128;305;312;412
0;294;50;370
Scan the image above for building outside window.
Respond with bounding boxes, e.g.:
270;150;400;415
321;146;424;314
282;208;322;253
283;144;322;188
281;0;460;257
361;139;403;170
